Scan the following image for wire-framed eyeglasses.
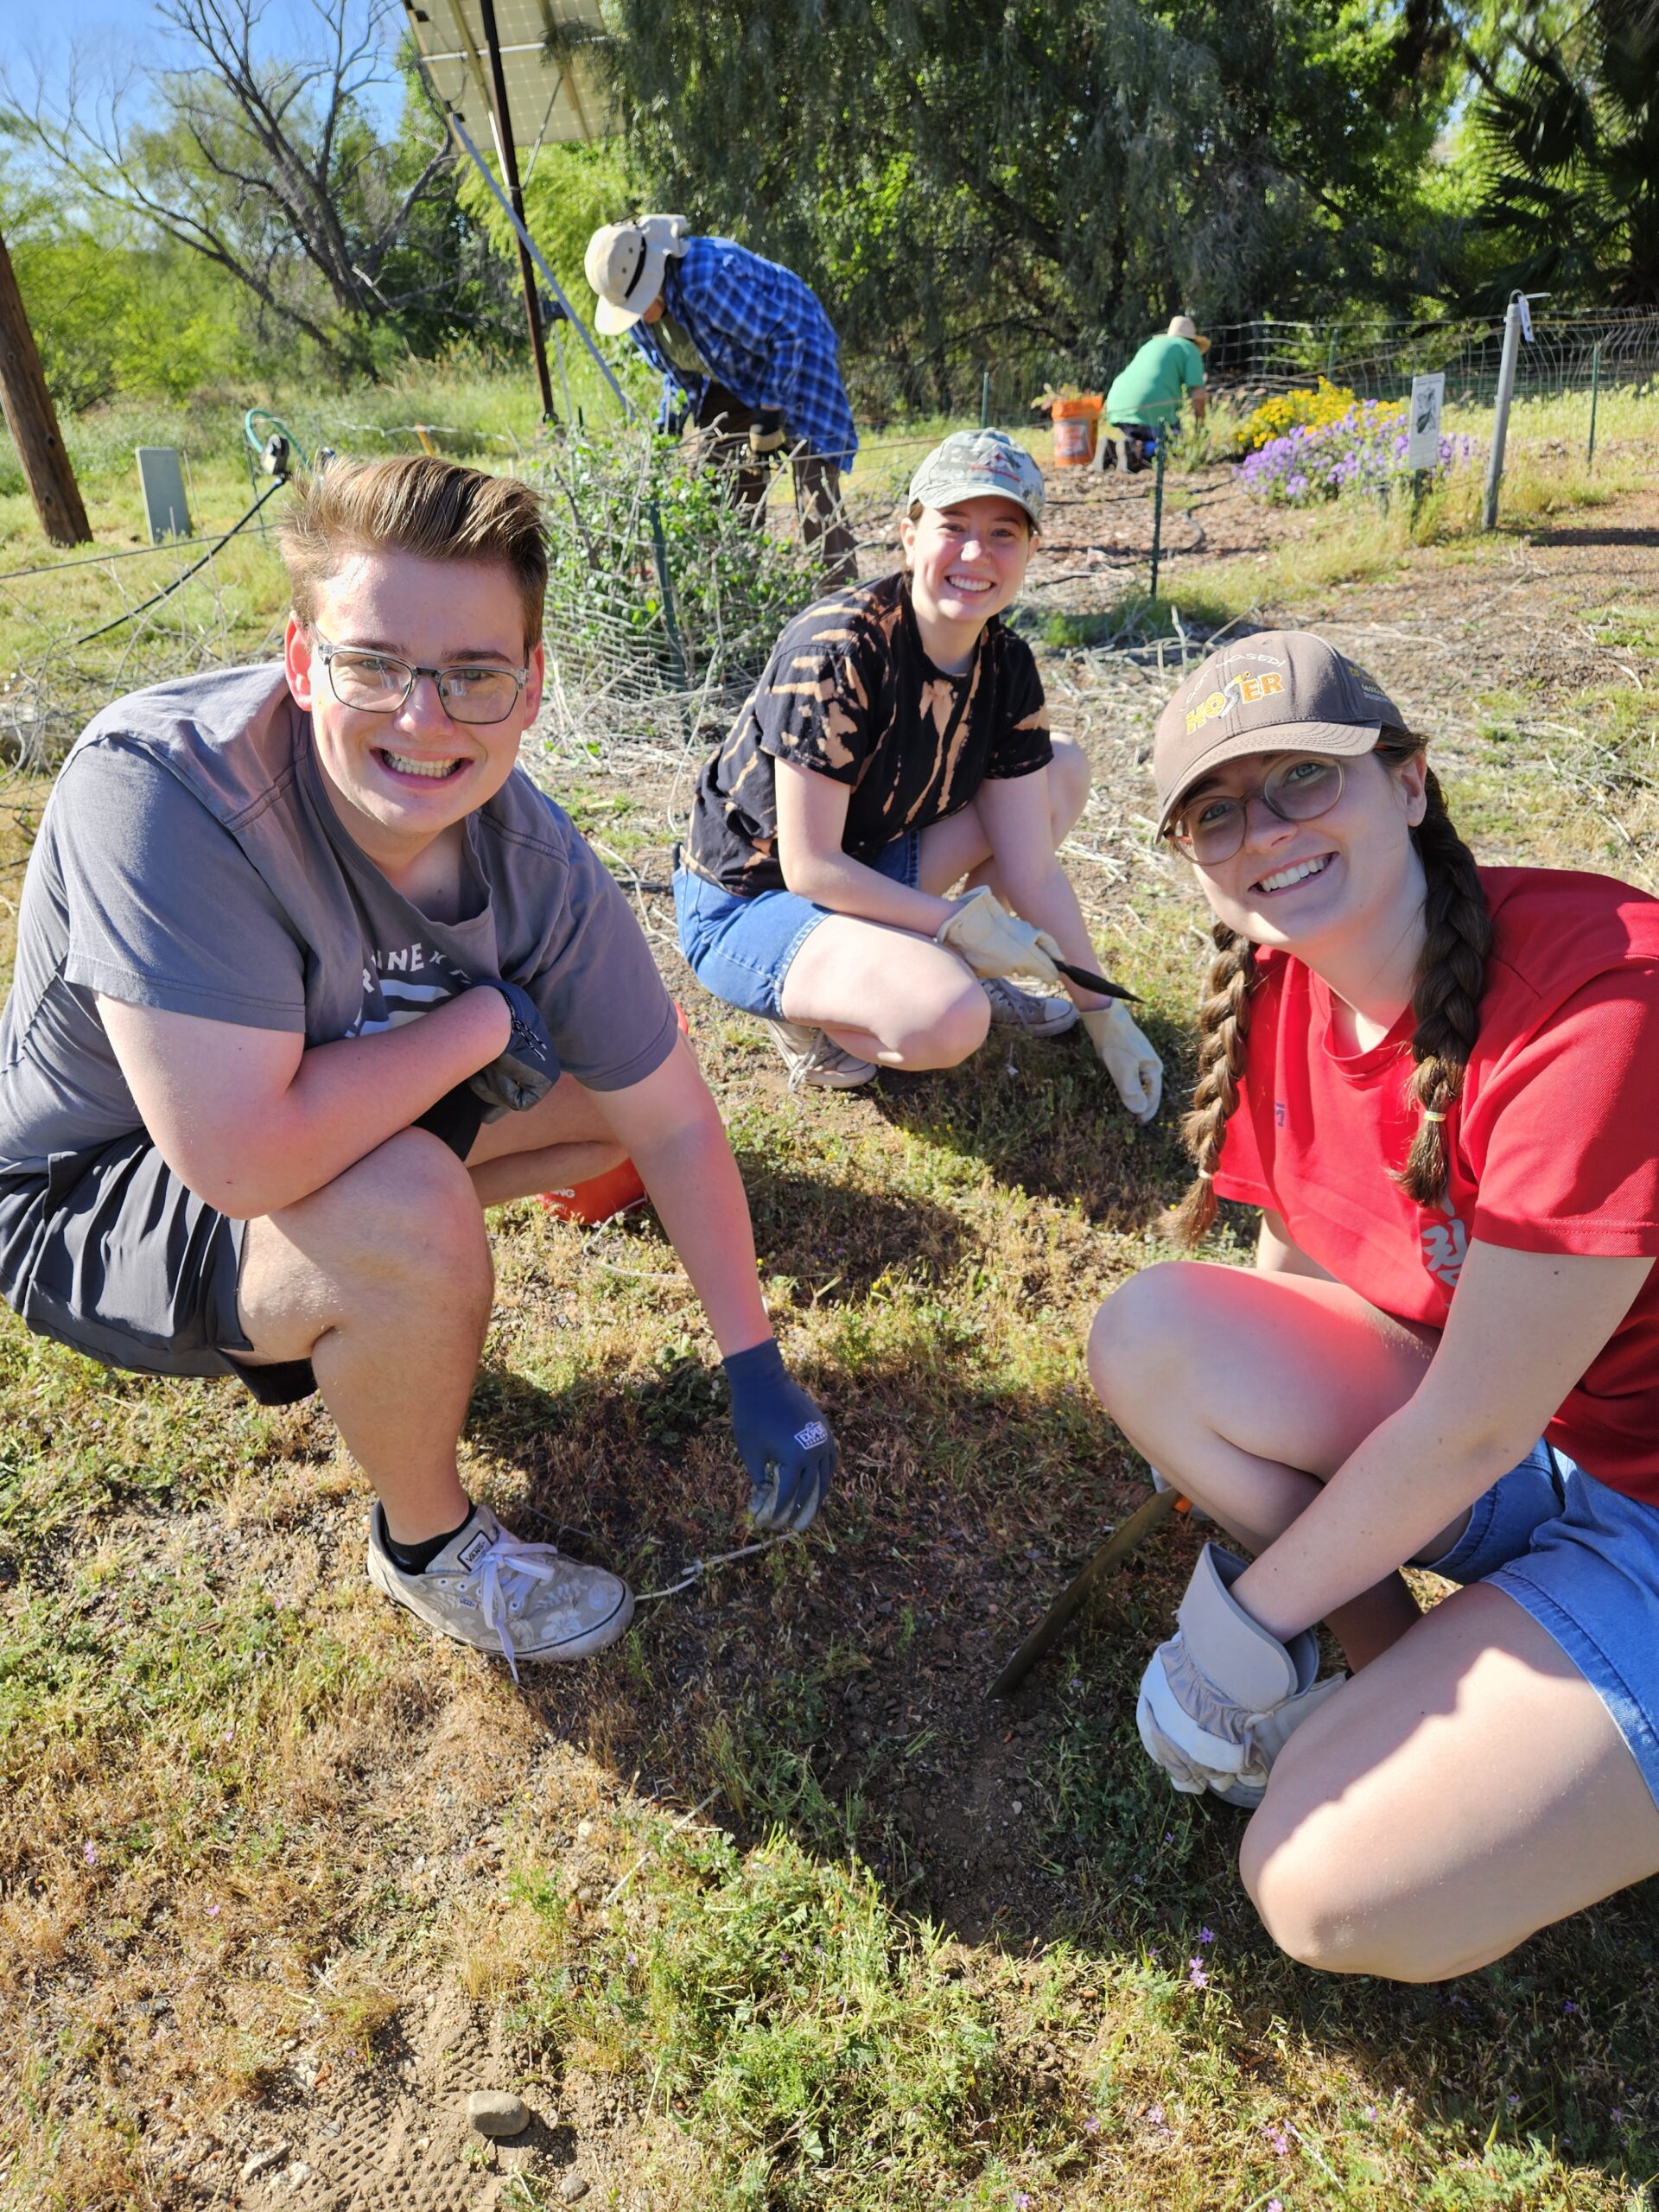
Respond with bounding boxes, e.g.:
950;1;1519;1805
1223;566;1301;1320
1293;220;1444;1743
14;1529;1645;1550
312;632;530;726
1167;755;1346;864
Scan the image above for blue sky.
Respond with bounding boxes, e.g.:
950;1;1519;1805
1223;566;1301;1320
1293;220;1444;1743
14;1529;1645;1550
11;0;404;130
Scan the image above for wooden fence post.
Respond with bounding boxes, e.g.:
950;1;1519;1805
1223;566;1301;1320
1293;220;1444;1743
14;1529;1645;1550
0;222;92;548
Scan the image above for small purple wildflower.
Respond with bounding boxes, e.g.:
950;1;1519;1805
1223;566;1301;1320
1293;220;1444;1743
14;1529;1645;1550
1187;1957;1209;1989
82;1842;97;1866
1611;2107;1624;2125
1268;2201;1283;2212
1363;2104;1377;2122
1163;1831;1173;1843
1146;2103;1167;2132
1084;2116;1101;2133
1198;1926;1216;1944
1506;2094;1519;2110
1266;2124;1290;2156
1564;1999;1579;2015
206;1900;220;1917
1013;2196;1032;2210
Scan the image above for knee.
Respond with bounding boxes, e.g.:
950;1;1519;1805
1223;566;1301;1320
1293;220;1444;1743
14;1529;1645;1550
1086;1262;1201;1422
1049;738;1091;834
280;1129;490;1299
1240;1800;1471;1985
894;976;991;1068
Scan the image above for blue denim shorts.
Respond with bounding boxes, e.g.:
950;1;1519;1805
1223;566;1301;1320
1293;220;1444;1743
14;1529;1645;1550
672;833;921;1020
1424;1440;1659;1807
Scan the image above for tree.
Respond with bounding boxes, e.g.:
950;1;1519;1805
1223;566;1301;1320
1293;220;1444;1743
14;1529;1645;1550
1466;0;1659;306
568;0;1462;402
7;0;518;378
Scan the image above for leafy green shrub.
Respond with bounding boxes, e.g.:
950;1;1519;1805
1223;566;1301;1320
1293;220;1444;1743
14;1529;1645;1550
529;424;825;749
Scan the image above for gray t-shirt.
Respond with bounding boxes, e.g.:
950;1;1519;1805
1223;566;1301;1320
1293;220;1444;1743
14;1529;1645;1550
0;663;678;1176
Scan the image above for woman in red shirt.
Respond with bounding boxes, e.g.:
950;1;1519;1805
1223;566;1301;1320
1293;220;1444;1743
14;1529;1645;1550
1089;630;1659;1981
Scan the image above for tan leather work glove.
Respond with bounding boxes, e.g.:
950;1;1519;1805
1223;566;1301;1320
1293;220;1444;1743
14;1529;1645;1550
748;412;787;457
933;887;1065;984
1081;1003;1163;1121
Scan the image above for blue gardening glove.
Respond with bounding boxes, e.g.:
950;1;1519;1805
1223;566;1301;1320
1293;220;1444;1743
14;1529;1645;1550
468;980;561;1117
1136;1542;1346;1809
723;1338;836;1534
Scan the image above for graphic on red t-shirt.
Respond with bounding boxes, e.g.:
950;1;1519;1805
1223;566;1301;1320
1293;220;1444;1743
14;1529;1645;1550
1211;868;1659;1501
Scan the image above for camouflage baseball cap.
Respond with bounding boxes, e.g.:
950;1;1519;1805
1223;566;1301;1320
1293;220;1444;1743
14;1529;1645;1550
1154;631;1404;833
907;430;1046;529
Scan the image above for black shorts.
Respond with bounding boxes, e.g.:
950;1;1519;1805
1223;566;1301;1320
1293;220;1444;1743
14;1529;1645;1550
0;1086;486;1408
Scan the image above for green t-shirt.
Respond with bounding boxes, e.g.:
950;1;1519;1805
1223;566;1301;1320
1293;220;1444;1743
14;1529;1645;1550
1106;334;1206;428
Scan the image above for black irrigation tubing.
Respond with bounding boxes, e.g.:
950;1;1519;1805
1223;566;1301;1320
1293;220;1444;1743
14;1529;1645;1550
69;479;289;649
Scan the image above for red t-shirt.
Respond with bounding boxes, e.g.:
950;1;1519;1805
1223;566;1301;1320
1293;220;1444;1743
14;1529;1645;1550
1211;868;1659;1502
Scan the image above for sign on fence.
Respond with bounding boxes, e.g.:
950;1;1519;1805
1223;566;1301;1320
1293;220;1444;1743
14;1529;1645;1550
1407;372;1445;471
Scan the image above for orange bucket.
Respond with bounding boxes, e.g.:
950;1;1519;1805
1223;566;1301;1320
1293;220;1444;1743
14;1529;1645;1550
1050;393;1104;467
539;1001;691;1224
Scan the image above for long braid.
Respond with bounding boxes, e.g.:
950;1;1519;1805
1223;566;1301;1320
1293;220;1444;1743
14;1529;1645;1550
1162;729;1491;1243
1395;757;1491;1206
1162;922;1261;1245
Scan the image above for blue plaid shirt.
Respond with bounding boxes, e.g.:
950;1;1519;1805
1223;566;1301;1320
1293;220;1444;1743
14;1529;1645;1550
628;235;859;473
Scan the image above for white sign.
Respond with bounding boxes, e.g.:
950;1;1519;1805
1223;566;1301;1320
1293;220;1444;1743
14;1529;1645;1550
1407;372;1445;472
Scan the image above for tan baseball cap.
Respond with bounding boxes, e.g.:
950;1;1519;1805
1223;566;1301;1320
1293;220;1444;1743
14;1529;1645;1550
1168;313;1211;354
1154;631;1404;834
907;429;1046;528
584;215;690;334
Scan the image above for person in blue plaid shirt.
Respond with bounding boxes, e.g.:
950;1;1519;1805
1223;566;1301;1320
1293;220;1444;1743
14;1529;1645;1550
585;216;858;584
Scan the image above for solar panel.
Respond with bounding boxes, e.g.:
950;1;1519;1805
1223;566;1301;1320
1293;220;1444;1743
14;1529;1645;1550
398;0;618;152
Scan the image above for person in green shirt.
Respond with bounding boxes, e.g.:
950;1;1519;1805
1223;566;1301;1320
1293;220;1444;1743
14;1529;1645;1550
1103;315;1210;471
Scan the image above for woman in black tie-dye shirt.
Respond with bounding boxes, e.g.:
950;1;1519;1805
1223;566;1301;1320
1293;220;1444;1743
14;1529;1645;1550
673;430;1162;1112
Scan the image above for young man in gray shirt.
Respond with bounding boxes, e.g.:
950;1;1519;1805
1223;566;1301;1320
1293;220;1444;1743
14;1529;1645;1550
0;456;835;1676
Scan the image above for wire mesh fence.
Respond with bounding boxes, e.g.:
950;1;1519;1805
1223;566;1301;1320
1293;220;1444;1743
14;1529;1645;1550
524;425;826;767
853;308;1659;433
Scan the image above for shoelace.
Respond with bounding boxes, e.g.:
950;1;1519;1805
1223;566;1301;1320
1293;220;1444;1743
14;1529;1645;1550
471;1528;568;1684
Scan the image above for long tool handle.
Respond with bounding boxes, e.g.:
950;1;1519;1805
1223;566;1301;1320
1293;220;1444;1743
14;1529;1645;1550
988;1484;1178;1698
1050;957;1140;1004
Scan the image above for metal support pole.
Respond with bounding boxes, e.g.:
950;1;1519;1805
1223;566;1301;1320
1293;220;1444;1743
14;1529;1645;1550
1148;438;1166;598
476;0;556;423
980;367;990;429
406;45;634;419
1482;293;1524;531
1587;340;1601;470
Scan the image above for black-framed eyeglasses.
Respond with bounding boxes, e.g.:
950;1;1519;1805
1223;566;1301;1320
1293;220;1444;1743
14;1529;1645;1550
312;632;530;726
1168;755;1346;864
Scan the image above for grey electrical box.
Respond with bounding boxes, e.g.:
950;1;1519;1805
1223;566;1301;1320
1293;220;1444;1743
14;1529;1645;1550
136;447;192;543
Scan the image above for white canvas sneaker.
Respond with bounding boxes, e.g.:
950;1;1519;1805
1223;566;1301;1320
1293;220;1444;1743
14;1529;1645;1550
762;1016;877;1091
982;977;1080;1037
366;1503;633;1679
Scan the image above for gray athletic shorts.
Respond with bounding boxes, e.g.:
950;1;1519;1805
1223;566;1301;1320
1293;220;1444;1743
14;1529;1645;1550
0;1087;484;1407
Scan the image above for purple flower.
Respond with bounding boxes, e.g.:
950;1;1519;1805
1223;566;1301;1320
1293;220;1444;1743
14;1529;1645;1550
1187;1957;1208;1988
1564;1999;1579;2015
1198;1926;1216;1944
1014;2196;1032;2210
1363;2104;1377;2121
82;1842;97;1866
1268;2201;1283;2212
1266;2124;1290;2156
1084;2116;1101;2133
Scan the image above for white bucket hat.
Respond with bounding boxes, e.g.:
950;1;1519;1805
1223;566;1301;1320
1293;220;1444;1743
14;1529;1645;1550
1168;313;1211;354
584;215;691;334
